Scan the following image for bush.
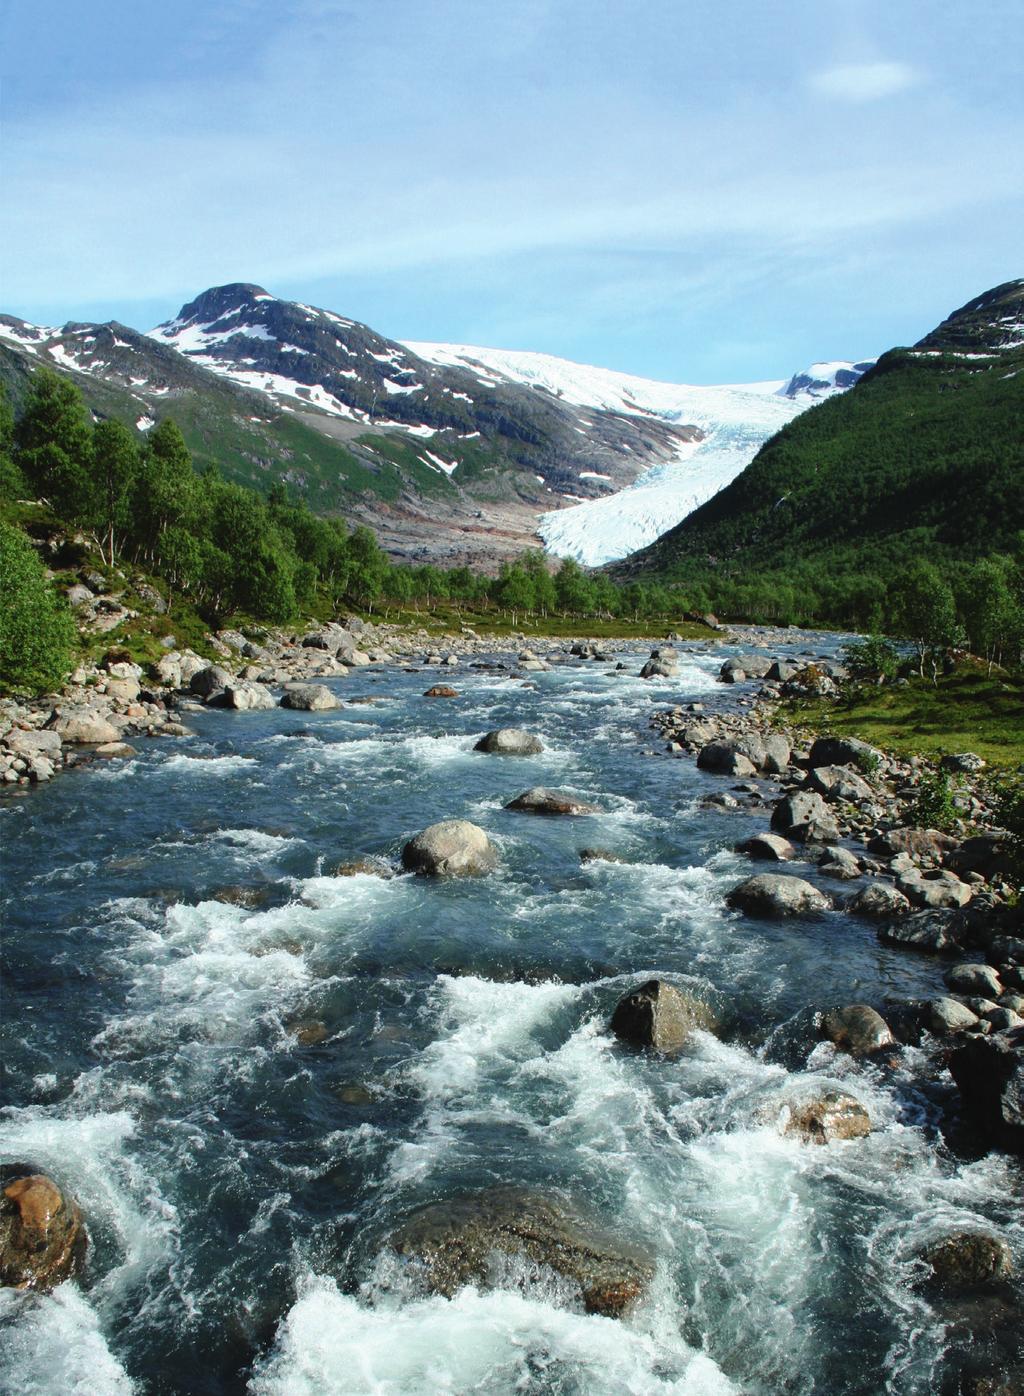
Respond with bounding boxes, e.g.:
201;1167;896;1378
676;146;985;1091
910;769;958;832
841;635;901;684
0;521;77;694
994;778;1024;887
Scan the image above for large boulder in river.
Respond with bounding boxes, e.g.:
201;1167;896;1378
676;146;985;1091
280;684;340;711
822;1004;895;1057
948;1030;1024;1153
0;1170;87;1292
386;1188;653;1317
697;740;757;778
214;681;276;711
781;1090;871;1144
505;788;599;816
610;979;715;1054
770;791;840;844
401;820;497;877
727;874;832;918
474;729;544;755
847;883;912;919
640;655;677;679
736;832;794;862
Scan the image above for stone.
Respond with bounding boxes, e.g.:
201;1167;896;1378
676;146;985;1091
386;1188;653;1318
94;742;136;759
280;684;341;711
946;834;1012;882
189;664;233;698
216;682;276;712
726;874;832;918
807;736;881;769
66;583;94;608
822;1004;895;1056
0;1171;87;1292
928;997;980;1034
578;848;627;864
401;820;498;877
333;857;395;879
736;832;794;862
896;868;973;910
761;734;792;774
781;1090;871;1144
988;936;1024;967
4;728;62;759
945;964;1003;998
948;1031;1024;1152
770;791;840;844
818;847;862;881
610;980;715;1053
473;729;544;756
48;710;120;745
806;764;873;803
697;741;757;778
504;788;600;816
917;1232;1013;1290
868;827;958;861
939;752;986;774
423;685;459;698
879;910;965;954
640;657;677;679
103;677;141;705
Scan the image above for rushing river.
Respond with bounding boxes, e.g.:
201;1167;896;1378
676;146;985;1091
2;641;1021;1395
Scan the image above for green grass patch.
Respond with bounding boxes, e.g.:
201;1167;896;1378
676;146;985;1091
780;665;1024;771
368;603;716;641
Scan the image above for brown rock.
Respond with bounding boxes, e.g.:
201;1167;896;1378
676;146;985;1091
504;787;600;816
610;979;716;1054
782;1090;871;1143
0;1171;87;1292
423;685;459;698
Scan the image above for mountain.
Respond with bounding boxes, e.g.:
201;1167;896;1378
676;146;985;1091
0;281;865;567
613;279;1024;589
406;343;871;565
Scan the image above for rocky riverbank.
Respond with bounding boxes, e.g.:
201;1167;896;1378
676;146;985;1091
646;630;1023;1157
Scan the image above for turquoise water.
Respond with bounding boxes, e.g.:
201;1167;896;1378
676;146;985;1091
1;647;1020;1394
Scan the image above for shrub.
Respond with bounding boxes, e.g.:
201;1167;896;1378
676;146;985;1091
994;778;1024;887
841;635;901;684
0;521;77;694
910;769;958;832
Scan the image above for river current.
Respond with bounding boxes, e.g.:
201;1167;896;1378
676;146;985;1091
1;641;1021;1395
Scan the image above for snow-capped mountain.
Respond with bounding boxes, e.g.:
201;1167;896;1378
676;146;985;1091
407;342;872;565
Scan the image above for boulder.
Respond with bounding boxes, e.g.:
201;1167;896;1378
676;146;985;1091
989;936;1024;967
280;684;341;711
720;667;745;684
868;827;958;861
948;1030;1024;1152
48;710;120;745
766;660;799;682
697;741;757;778
505;788;600;816
333;857;395;879
822;1004;895;1057
818;847;862;881
726;874;832;918
189;664;234;698
4;728;62;759
423;685;459;698
781;1090;871;1144
848;883;912;918
474;729;544;756
216;682;276;712
640;657;677;679
946;834;1012;882
928;997;980;1034
610;980;715;1053
736;832;794;862
386;1188;653;1318
806;764;873;803
879;910;966;954
807;736;880;769
102;677;141;705
895;868;973;910
939;752;987;775
761;734;792;774
401;820;498;877
0;1171;87;1292
770;791;840;844
917;1232;1013;1290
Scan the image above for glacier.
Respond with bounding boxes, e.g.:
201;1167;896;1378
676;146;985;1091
406;342;870;565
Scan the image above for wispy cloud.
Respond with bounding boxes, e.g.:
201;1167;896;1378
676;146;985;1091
808;61;921;103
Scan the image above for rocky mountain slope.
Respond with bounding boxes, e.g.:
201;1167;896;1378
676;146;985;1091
1;282;865;567
613;279;1024;583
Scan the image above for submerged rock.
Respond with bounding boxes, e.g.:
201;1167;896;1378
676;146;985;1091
726;874;832;918
505;788;599;816
423;685;459;698
333;857;395;879
916;1231;1014;1290
822;1004;896;1057
0;1170;87;1292
781;1090;871;1144
401;819;498;877
610;979;715;1054
386;1188;654;1317
474;729;544;755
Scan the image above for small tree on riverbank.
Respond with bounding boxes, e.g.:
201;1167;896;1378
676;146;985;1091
0;521;76;694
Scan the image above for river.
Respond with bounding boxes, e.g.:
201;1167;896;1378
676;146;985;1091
1;640;1020;1394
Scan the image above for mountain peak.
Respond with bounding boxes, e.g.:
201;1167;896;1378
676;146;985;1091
170;282;276;327
915;278;1024;354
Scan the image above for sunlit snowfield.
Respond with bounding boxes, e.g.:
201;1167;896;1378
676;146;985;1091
2;644;1021;1395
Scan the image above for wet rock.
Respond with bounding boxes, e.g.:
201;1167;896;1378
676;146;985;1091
211;884;274;909
94;742;136;760
736;832;794;862
946;964;1003;998
287;1018;330;1046
697;741;757;778
928;997;980;1034
948;1031;1024;1152
578;848;627;864
878;909;966;954
280;684;341;711
818;847;862;881
505;788;600;816
474;729;544;756
401;819;498;877
423;685;459;698
0;1170;87;1291
781;1090;871;1143
640;656;677;679
807;736;880;769
822;1004;896;1057
610;979;715;1053
770;791;840;844
215;681;276;712
726;873;832;918
896;868;973;910
386;1188;653;1317
917;1232;1013;1290
333;857;395;879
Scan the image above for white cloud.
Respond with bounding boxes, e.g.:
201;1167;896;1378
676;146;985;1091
808;61;921;103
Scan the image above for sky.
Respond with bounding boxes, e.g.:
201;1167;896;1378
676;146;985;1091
1;0;1021;383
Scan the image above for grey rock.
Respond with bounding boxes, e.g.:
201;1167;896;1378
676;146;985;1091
879;910;965;954
736;832;794;862
726;873;832;918
818;847;862;881
945;964;1003;998
822;1004;895;1056
806;764;873;803
948;1031;1024;1152
928;997;980;1034
505;788;600;816
280;684;340;711
48;710;120;745
610;979;715;1054
896;869;973;910
770;790;840;844
697;741;757;778
216;682;276;712
807;736;880;769
4;728;62;758
474;729;544;756
190;664;233;698
401;819;498;877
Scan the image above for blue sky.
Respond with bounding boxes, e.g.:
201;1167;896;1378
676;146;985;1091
2;0;1021;382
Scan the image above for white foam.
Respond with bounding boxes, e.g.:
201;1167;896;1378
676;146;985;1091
0;1285;136;1395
